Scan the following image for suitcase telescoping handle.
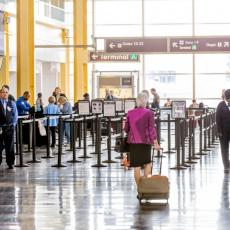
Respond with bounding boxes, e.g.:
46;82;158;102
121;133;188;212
151;148;164;175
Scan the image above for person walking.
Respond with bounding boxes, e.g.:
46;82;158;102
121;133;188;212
124;92;160;185
216;89;230;173
0;87;18;169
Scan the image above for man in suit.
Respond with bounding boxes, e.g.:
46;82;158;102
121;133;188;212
216;89;230;173
0;87;18;169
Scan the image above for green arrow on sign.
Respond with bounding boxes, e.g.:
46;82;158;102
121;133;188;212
130;53;138;60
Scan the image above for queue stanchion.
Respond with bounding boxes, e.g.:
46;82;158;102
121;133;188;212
154;116;164;158
115;116;124;160
103;118;117;164
42;116;55;159
191;117;200;160
15;124;19;155
79;116;92;159
27;115;41;163
52;116;67;167
77;121;83;149
171;118;186;170
181;119;190;167
88;118;95;147
68;117;82;163
163;113;175;154
203;114;211;152
15;119;29;168
211;112;219;145
196;115;207;156
186;118;197;164
92;115;106;168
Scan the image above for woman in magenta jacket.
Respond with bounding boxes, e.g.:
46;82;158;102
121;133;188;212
124;92;160;185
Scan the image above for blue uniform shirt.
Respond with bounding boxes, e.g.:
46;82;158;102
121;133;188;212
16;96;31;115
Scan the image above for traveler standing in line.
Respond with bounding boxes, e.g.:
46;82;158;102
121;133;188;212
16;91;31;115
58;96;72;145
150;88;160;109
0;87;18;169
36;92;44;112
216;89;230;173
52;87;66;104
44;96;61;148
124;93;160;185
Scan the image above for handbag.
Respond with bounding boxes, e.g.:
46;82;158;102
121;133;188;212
115;136;129;153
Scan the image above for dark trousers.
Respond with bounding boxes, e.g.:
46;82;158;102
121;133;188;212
0;126;15;167
46;127;56;147
220;135;230;169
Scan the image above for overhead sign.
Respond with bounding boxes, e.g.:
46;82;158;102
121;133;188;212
89;52;139;62
170;37;230;53
105;38;168;53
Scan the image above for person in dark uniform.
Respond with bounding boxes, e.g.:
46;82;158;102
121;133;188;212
0;87;18;169
216;89;230;173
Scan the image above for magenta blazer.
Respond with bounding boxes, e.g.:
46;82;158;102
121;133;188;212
124;107;157;144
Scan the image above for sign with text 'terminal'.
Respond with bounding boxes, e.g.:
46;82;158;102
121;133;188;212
89;52;140;62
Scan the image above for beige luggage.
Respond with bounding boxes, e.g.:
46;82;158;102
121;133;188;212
137;149;169;204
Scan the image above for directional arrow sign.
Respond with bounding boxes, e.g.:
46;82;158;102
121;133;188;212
105;38;168;53
89;52;140;62
170;37;230;53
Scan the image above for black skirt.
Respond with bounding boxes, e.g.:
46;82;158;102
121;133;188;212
129;144;152;167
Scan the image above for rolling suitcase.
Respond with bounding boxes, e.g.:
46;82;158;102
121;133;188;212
137;149;169;204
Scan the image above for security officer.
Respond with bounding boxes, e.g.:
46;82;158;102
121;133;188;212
0;87;18;169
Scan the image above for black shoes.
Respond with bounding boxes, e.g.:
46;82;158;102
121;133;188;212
8;165;14;170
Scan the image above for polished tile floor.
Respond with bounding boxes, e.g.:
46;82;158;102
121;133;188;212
0;138;229;230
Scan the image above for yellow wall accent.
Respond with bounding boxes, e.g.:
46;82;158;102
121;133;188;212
0;12;9;87
60;28;70;99
73;0;88;102
17;0;35;104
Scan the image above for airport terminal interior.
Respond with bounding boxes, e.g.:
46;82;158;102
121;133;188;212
0;0;230;229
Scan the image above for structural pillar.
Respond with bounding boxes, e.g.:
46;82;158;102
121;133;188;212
0;12;9;86
60;28;70;99
17;0;35;103
73;0;88;102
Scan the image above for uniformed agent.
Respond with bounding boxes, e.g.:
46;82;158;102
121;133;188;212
0;87;18;169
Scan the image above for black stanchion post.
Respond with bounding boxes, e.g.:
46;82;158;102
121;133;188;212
186;118;197;164
52;116;67;167
27;115;41;163
15;124;19;155
164;113;175;154
196;115;207;156
191;117;200;160
171;118;186;170
15;119;29;167
103;118;117;163
203;114;211;152
115;116;124;160
88;118;95;147
77;121;83;149
79;117;92;159
42;116;55;159
181;120;190;167
68;118;81;163
92;115;106;167
155;115;164;158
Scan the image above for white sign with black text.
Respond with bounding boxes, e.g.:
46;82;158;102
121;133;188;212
104;101;116;117
78;100;90;116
